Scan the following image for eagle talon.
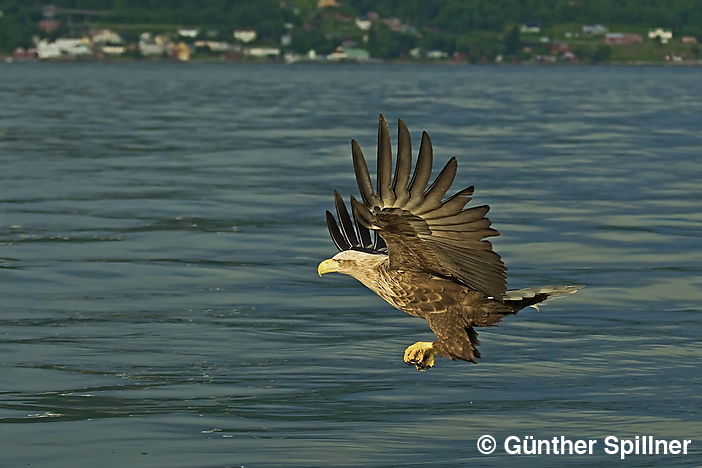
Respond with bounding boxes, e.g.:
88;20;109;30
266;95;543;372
403;341;436;371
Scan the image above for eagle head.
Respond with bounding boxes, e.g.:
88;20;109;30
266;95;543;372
317;250;385;277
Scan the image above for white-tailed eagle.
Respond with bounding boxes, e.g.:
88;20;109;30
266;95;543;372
318;115;581;370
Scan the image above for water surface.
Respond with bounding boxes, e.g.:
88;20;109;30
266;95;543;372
0;63;700;466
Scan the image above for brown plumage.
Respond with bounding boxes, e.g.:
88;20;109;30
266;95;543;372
318;115;582;370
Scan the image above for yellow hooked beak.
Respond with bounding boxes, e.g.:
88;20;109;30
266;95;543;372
317;258;339;276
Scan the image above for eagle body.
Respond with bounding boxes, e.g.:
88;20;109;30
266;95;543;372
318;116;582;370
350;253;500;319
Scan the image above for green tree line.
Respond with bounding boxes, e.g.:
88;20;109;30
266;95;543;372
1;0;701;55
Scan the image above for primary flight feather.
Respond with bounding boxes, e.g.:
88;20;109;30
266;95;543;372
318;115;581;371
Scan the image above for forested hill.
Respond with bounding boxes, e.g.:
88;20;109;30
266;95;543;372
347;0;702;34
1;0;701;58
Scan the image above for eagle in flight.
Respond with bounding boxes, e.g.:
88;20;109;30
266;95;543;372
318;116;581;371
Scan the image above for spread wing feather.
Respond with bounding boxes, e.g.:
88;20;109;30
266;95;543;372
352;140;378;206
333;190;358;246
349;115;507;298
326;192;386;255
415;157;457;214
377;116;395;206
393;121;412;205
406;131;433;208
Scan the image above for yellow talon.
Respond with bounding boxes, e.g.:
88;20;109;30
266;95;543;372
403;341;436;371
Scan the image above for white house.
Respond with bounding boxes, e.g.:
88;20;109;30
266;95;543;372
89;29;123;44
426;50;448;59
648;28;673;44
36;40;60;59
102;44;126;55
138;32;168;56
177;28;199;38
194;40;231;52
355;18;371;30
37;38;91;58
582;24;608;35
246;47;280;58
234;29;257;43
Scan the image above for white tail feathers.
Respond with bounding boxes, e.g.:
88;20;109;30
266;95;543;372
502;285;583;303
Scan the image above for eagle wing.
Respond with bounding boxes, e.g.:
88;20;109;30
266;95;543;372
325;190;387;254
341;115;506;298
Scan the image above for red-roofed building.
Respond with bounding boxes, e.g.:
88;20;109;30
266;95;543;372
605;33;643;45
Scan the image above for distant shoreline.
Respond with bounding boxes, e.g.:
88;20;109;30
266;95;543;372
3;56;702;66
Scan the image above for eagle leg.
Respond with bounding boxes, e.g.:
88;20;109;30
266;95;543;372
403;341;436;371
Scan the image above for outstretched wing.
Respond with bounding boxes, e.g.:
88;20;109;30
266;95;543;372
326;190;387;254
350;115;507;298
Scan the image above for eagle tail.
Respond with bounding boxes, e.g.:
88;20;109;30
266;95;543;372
502;285;583;311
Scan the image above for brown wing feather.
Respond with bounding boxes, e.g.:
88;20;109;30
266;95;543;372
376;269;466;316
351;115;507;298
426;312;481;363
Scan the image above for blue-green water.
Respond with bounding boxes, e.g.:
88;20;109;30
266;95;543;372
1;63;700;467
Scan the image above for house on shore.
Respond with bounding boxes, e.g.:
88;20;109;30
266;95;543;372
233;29;257;43
246;47;280;58
605;33;643;45
648;28;673;44
582;24;608;35
327;46;370;61
37;38;91;59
